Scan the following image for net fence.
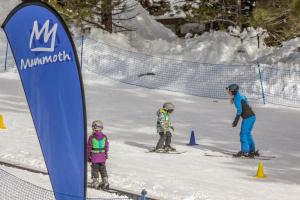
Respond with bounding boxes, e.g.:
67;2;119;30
0;167;130;200
81;37;300;107
1;36;300;107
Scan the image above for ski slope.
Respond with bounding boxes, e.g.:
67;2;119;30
1;1;300;199
1;71;300;200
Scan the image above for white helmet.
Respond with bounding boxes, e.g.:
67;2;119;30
92;120;103;131
163;102;175;112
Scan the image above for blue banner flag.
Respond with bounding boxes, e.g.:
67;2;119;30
2;1;87;199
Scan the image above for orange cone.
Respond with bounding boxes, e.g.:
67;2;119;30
255;161;267;178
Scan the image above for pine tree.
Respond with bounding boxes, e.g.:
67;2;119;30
48;0;137;33
251;0;300;46
176;0;246;30
174;0;299;46
139;0;171;16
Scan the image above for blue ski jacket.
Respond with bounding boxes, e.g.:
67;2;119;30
233;91;255;119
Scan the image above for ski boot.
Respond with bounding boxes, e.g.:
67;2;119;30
164;145;176;152
98;177;109;190
155;148;165;153
249;150;260;157
233;151;250;158
91;178;100;188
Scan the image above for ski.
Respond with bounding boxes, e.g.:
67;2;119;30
222;150;275;159
147;148;186;154
87;182;118;194
203;153;271;160
203;150;275;160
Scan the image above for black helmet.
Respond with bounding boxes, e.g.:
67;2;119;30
226;84;239;94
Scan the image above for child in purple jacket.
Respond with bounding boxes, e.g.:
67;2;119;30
87;120;109;189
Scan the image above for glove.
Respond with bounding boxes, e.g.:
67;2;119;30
170;126;175;132
232;115;240;127
163;123;169;129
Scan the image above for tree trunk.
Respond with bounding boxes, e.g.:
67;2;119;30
101;0;113;33
237;0;242;29
102;11;112;33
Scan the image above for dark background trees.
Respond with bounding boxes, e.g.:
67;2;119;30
48;0;137;33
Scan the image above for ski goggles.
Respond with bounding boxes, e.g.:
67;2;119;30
92;124;103;130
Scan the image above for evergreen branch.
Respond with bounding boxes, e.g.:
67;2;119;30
198;18;237;26
112;22;135;31
115;29;136;33
112;13;140;20
81;18;107;31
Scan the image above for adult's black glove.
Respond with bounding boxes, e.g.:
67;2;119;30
232;115;240;127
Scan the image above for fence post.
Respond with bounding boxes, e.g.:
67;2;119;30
257;62;266;104
80;35;84;71
4;41;9;71
141;189;147;200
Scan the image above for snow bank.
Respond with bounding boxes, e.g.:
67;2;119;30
117;2;178;42
0;0;300;106
1;0;300;67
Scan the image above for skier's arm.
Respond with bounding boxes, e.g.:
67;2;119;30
234;97;242;116
232;115;240;127
158;112;168;133
169;120;174;132
105;137;109;159
170;125;175;132
233;98;242;127
87;136;92;162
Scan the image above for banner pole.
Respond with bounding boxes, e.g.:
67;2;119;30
4;41;8;71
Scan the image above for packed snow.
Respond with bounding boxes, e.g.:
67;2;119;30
1;72;300;200
1;0;300;200
0;165;130;199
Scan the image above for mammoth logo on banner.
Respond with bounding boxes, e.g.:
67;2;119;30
29;19;58;52
2;1;87;200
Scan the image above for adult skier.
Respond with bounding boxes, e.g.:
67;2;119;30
155;102;176;152
87;120;109;189
226;84;258;158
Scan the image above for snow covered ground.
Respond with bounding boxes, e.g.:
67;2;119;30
1;71;300;200
0;165;129;199
1;1;300;200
